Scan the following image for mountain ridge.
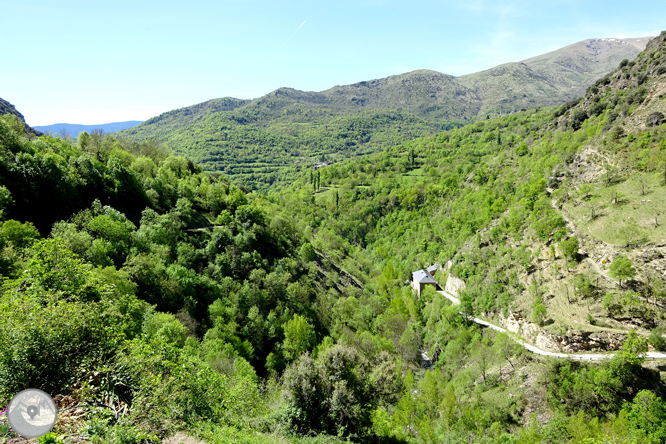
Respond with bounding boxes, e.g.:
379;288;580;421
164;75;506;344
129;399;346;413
34;120;144;137
0;97;42;136
117;36;649;190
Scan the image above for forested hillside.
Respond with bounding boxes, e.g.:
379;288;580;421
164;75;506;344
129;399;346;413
119;38;647;191
265;31;666;442
0;98;42;137
1;32;666;444
0;113;358;443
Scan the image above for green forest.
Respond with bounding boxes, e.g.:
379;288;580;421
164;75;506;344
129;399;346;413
121;102;459;191
2;31;666;444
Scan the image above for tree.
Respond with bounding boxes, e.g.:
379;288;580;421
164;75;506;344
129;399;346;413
626;390;666;443
647;111;664;127
590;203;600;221
578;183;593;200
283;344;375;438
532;300;547;326
0;186;13;218
493;332;523;375
299;242;316;262
0;220;40;249
142;311;189;347
283;314;316;361
619;222;645;247
559;237;580;262
603;293;623;318
649;326;666;351
78;131;90;149
609;256;636;287
619;329;647;367
574;273;597;300
603;166;616;187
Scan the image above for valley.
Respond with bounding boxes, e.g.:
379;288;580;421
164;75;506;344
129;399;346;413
1;31;666;444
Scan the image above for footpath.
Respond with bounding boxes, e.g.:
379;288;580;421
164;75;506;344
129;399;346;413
436;290;666;361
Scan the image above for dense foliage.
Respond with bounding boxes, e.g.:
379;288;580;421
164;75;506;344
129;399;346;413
122;103;457;191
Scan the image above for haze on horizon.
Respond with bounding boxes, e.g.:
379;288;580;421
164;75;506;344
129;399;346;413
2;0;665;126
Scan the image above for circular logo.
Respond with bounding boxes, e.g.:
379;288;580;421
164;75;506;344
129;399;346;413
7;389;58;438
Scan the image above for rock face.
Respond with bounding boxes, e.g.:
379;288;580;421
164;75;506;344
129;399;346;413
502;311;626;352
445;274;466;297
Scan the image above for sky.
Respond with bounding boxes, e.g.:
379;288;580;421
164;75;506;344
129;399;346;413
2;0;666;126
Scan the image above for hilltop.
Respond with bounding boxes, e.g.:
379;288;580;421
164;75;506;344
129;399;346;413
0;97;42;136
119;37;649;190
460;37;651;116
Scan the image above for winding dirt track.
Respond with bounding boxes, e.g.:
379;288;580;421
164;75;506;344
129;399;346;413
437;290;666;361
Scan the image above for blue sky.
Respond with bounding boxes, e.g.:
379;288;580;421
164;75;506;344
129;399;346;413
2;0;665;126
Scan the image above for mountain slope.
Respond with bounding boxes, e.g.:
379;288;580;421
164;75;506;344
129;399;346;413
271;31;666;355
119;36;649;191
459;37;651;116
257;31;666;441
0;97;42;136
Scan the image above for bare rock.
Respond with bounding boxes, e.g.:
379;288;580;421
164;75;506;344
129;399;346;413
445;274;466;297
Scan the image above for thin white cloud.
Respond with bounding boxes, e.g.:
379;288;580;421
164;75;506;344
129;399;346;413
275;20;307;54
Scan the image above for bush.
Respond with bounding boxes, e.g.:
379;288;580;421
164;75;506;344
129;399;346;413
282;344;376;438
571;109;588;130
559;237;579;262
106;340;230;437
0;240;126;400
650;326;666;351
647;112;664;127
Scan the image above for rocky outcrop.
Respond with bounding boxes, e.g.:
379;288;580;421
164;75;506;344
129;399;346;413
445;274;466;297
502;311;626;353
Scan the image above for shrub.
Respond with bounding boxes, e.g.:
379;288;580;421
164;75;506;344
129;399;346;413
650;326;666;351
559;237;579;262
647;112;664;127
106;339;230;437
608;256;635;287
0;240;125;400
282;344;376;438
